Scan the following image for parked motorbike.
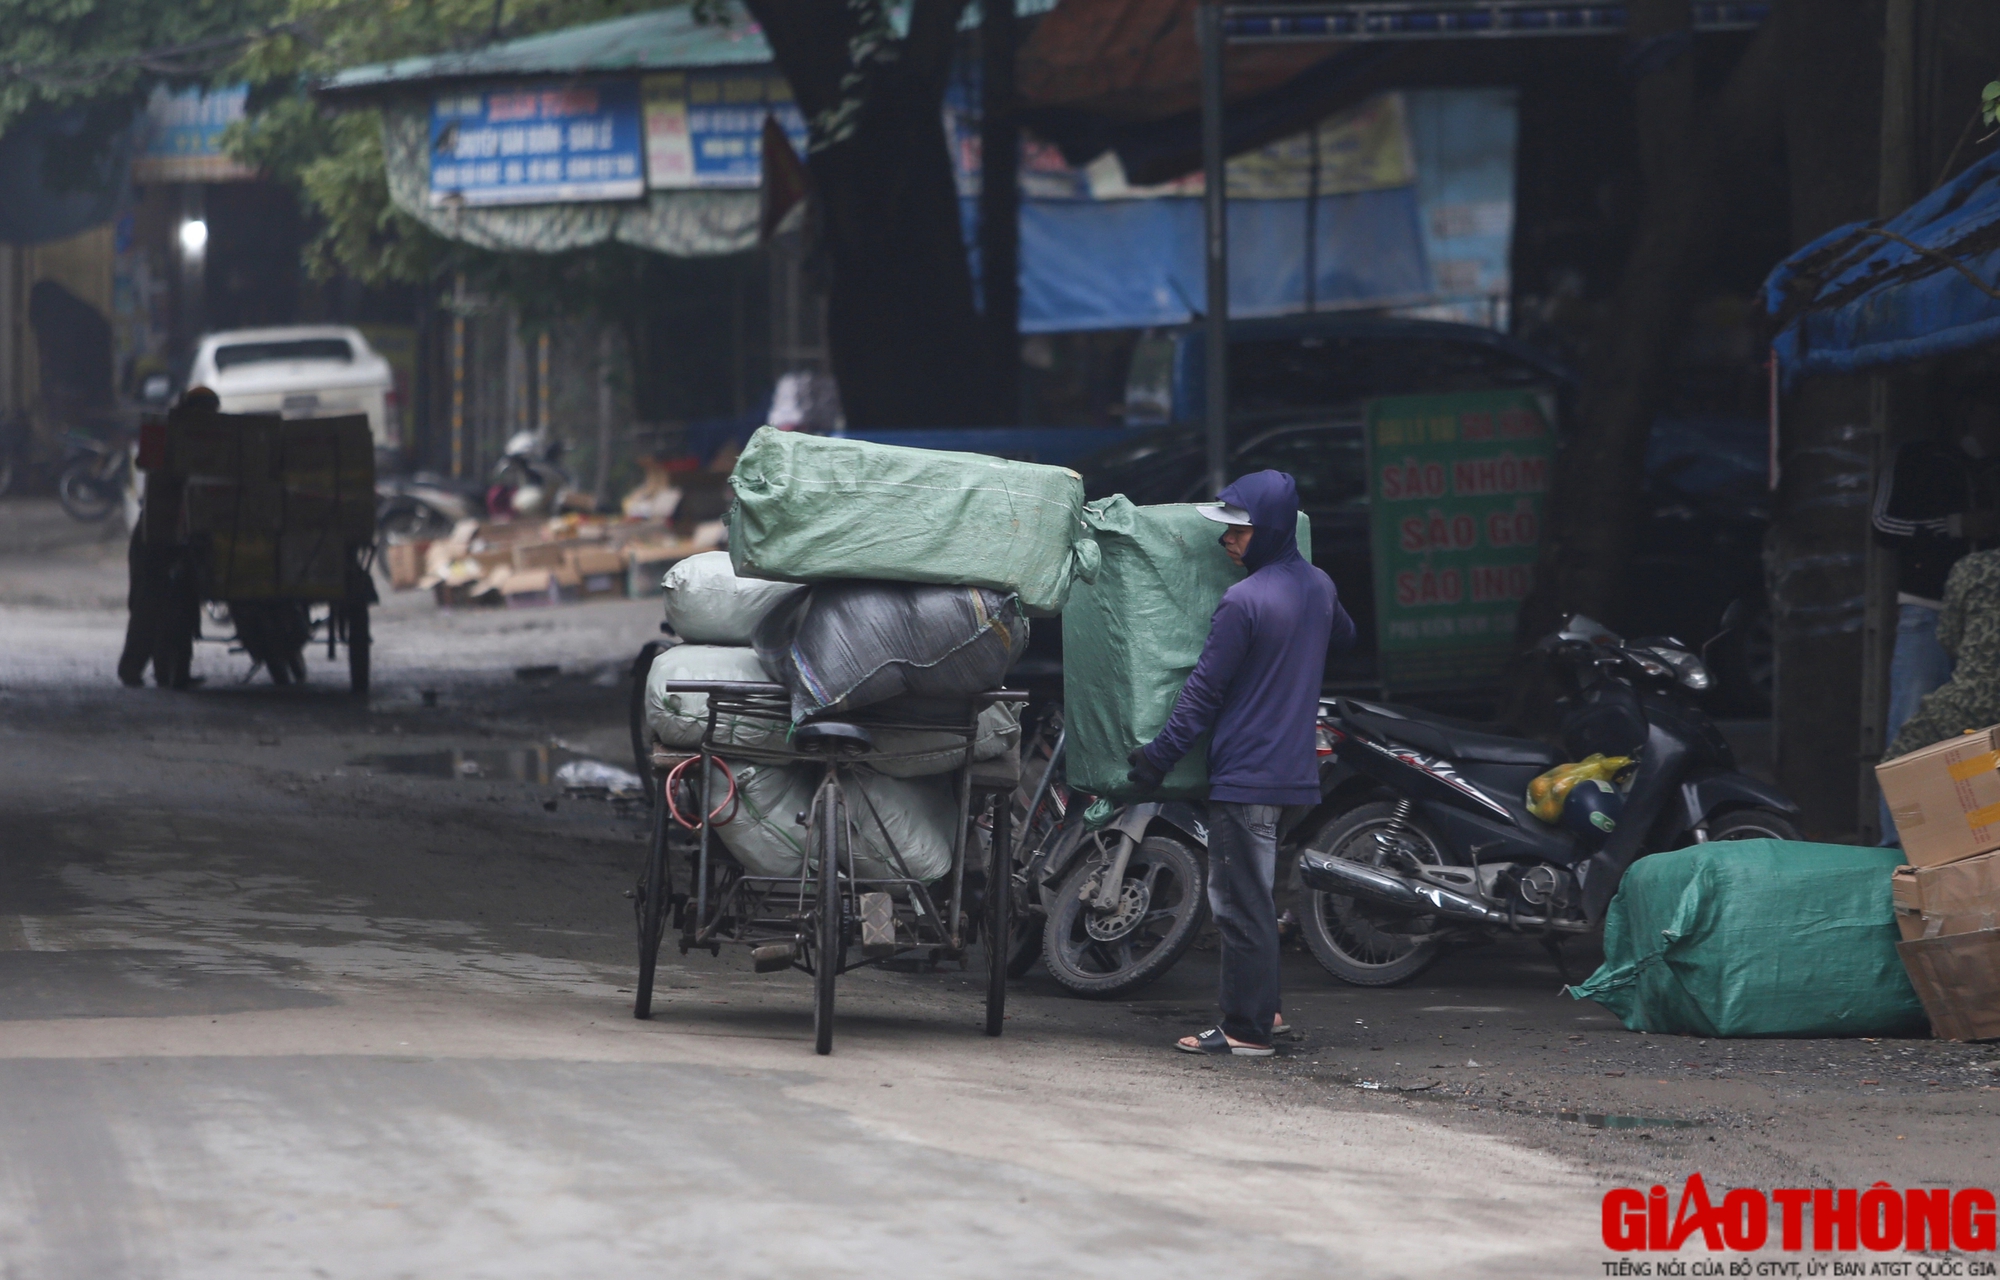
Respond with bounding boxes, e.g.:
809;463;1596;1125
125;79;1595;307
54;429;133;523
377;431;577;540
1296;615;1800;987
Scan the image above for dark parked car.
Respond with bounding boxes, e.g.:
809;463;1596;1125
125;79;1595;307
1058;315;1771;713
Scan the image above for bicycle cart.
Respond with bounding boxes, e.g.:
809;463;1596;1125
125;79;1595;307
631;680;1027;1054
133;407;377;693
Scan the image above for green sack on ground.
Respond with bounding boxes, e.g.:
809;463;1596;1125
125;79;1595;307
1567;840;1928;1038
726;427;1096;615
1062;498;1310;800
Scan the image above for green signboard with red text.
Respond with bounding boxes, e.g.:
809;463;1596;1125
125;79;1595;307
1366;389;1554;691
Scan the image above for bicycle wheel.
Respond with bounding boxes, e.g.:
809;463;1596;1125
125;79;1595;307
628;642;663;800
984;794;1010;1037
813;772;845;1055
634;792;671;1019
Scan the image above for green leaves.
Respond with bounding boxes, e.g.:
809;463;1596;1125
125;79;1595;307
1983;80;2000;128
219;0;667;288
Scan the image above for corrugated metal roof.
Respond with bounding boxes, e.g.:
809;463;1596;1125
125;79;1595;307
320;0;1058;98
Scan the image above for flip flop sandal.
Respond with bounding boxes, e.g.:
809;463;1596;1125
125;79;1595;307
1272;1017;1293;1037
1176;1027;1276;1057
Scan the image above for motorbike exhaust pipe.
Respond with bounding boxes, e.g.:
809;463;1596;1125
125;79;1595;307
1297;849;1590;933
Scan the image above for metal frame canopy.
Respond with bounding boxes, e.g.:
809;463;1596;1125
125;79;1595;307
1221;1;1765;44
1193;0;1768;495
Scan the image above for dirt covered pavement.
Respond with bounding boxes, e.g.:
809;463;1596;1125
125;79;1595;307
0;498;1994;1279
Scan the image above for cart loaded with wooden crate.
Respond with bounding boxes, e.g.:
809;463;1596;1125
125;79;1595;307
137;404;379;693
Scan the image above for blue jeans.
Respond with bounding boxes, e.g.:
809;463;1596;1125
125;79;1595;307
1208;803;1282;1045
1880;603;1953;844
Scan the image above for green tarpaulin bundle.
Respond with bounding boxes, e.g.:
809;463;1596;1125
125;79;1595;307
1062;498;1310;800
726;427;1097;615
1567;840;1928;1038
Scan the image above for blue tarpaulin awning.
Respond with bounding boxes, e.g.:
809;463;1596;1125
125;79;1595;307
1765;147;2000;386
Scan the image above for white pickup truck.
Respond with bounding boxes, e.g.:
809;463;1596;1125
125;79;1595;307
188;325;400;457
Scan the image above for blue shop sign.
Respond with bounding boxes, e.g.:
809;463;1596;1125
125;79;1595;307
429;81;645;207
643;72;807;189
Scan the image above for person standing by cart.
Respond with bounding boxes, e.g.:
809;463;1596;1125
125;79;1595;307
1126;470;1353;1056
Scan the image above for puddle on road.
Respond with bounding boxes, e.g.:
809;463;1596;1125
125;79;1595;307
349;745;587;783
1554;1111;1698;1130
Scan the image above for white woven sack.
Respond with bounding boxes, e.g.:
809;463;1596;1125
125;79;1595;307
662;550;806;644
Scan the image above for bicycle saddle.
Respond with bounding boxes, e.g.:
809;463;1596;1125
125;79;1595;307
793;721;874;757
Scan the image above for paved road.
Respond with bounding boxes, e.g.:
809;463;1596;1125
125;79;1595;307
0;498;1992;1278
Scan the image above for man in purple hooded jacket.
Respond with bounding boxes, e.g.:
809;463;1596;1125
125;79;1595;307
1126;470;1354;1056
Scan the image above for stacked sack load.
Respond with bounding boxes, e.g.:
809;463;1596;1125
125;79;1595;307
1061;496;1310;799
639;428;1096;885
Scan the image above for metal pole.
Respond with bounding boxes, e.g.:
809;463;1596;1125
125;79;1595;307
1858;0;1916;840
536;330;551;435
981;0;1022;423
1304;118;1319;313
1199;0;1230;498
450;274;466;480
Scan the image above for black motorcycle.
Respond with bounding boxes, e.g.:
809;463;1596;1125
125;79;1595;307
1296;616;1799;987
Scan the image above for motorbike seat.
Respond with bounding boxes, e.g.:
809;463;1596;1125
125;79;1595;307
1340;699;1563;768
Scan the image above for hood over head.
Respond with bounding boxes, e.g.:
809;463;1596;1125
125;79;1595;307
1216;470;1301;571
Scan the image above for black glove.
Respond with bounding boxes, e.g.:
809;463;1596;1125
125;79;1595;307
1126;744;1166;793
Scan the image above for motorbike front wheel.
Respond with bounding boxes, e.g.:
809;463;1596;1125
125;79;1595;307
1299;800;1459;988
56;463;118;522
1041;832;1207;998
1705;807;1800;842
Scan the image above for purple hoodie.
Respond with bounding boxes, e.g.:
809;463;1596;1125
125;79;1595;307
1141;471;1354;805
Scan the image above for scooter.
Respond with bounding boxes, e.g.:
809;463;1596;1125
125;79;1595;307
1295;615;1800;987
55;430;134;523
377;431;578;540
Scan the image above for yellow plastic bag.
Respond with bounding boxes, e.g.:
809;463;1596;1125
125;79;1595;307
1526;754;1633;824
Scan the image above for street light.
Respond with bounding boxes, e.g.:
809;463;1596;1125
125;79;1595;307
178;218;209;256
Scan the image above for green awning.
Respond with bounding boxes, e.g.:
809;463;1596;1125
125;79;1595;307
319;0;1057;101
319;6;775;101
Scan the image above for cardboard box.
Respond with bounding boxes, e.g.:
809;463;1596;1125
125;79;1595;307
501;568;560;607
576;571;623;601
511;540;577;571
433;579;479;607
182;477;282;533
1897;930;2000;1041
1892;853;2000;942
568;545;625;576
1876;727;2000;867
470;519;545;546
568;546;626;600
624;544;681;597
384;540;432;591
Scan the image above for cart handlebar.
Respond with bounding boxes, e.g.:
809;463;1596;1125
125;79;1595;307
660;680;1030;708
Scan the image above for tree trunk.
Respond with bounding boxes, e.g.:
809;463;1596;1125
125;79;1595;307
746;0;990;429
980;0;1022;421
1508;2;1717;722
1767;0;1884;837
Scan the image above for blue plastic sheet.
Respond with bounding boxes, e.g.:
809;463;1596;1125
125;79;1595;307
1766;148;2000;386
